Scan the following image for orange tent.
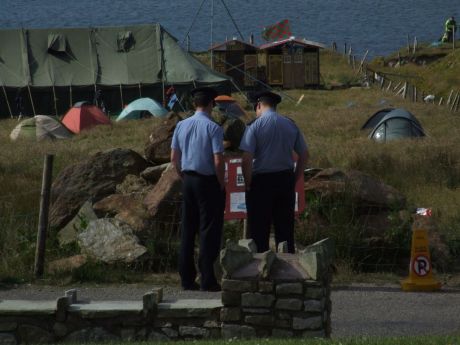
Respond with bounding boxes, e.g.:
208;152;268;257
62;103;111;134
214;95;235;103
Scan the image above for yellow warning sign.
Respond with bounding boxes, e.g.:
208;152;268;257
401;219;441;292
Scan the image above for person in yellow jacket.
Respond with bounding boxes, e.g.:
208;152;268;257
443;16;457;42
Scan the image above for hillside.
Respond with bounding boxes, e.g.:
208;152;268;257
369;44;460;100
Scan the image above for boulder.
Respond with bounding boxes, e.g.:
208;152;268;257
57;201;98;246
50;148;148;230
144;113;182;164
220;240;253;278
140;163;169;184
47;255;88;275
77;218;147;264
143;163;182;217
93;194;151;234
304;168;406;210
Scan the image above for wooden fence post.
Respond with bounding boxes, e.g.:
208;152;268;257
332;42;337;51
447;90;454;105
34;154;54;278
453;29;456;51
357;50;369;74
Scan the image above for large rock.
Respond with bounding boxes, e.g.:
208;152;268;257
143;163;182;217
50;149;148;229
77;218;147;264
144;113;182;164
140;163;169;184
220;240;253;278
47;254;88;274
93;194;151;234
304;168;406;210
57;201;98;246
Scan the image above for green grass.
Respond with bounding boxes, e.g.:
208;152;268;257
369;43;460;100
2;50;460;283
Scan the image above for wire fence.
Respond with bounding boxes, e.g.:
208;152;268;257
1;186;460;275
331;41;460;113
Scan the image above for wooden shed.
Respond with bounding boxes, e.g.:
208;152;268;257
259;38;324;89
210;39;259;89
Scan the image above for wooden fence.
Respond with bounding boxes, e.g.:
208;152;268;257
331;41;460;113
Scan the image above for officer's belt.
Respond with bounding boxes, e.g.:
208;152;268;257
183;170;216;178
253;169;294;177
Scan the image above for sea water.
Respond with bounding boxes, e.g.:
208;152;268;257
0;0;458;58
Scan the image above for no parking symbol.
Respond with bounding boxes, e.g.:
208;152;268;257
412;255;431;277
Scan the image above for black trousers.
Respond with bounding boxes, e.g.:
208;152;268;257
179;172;225;289
246;170;296;253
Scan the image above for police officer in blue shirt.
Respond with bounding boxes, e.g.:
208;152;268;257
240;91;309;253
171;87;225;291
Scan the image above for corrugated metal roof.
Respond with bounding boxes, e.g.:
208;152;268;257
259;37;326;50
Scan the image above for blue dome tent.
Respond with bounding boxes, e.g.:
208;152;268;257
116;98;168;121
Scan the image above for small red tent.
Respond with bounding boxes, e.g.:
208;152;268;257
62;103;111;134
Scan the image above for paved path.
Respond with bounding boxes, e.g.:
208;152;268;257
1;283;459;338
331;285;460;337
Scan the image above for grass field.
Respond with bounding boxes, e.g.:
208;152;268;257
1;50;460;282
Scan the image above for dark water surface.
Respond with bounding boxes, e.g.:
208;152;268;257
1;0;458;57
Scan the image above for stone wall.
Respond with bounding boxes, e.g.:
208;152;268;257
0;239;333;344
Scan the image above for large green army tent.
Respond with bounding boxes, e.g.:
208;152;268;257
0;24;231;118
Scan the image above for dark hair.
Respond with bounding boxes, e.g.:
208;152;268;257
193;94;214;108
259;97;277;109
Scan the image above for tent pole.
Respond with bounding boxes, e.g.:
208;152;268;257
210;0;214;69
69;85;72;107
94;84;97;106
219;0;245;41
216;55;296;102
27;84;36;116
181;0;208;45
1;83;13;118
52;85;58;116
230;79;250;104
160;29;166;106
119;84;124;110
138;83;142;97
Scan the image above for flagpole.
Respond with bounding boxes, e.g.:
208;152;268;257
211;0;214;69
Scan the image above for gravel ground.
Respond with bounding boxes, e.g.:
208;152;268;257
1;283;460;338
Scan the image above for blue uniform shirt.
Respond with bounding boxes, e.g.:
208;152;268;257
239;110;308;174
171;111;224;175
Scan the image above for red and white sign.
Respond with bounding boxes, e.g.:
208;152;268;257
224;157;305;220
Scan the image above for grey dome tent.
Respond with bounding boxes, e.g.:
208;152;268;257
361;108;394;130
368;108;425;142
